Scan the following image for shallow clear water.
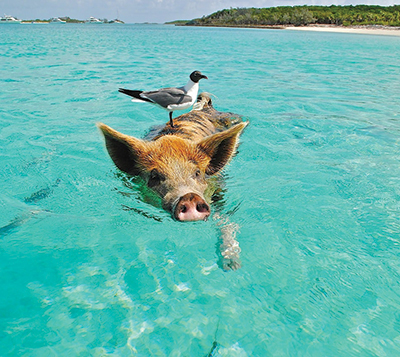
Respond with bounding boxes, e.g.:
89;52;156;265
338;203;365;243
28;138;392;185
1;24;400;356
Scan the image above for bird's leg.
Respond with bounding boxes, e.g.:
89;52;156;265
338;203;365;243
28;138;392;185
169;112;174;128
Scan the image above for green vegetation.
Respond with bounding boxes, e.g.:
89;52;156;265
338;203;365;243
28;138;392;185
22;19;49;23
166;20;190;25
60;17;84;23
184;5;400;27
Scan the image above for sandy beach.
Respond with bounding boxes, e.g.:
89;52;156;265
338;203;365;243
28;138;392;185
285;25;400;37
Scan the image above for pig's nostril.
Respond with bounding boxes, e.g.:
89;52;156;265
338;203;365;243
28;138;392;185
180;205;187;213
197;203;209;213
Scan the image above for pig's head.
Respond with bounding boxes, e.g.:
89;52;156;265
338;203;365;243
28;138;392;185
98;122;247;221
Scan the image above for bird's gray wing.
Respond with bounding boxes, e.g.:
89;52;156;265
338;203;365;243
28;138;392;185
142;87;192;108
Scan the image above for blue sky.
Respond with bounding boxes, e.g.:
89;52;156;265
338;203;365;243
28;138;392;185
1;0;398;23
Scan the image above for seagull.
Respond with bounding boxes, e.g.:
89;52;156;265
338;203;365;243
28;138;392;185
118;71;208;127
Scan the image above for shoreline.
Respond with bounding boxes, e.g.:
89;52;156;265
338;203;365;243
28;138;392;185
285;24;400;37
181;23;400;37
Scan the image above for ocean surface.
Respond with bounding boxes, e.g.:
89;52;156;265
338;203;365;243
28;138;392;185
1;23;400;356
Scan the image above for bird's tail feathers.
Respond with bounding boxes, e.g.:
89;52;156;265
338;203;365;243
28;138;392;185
131;98;147;103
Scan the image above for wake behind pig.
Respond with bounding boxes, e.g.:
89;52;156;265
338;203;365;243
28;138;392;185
98;93;247;221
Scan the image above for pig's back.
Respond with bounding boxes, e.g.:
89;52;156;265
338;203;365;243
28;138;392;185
144;93;244;143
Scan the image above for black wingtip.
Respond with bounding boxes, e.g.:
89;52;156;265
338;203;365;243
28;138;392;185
118;88;154;103
118;88;129;94
118;88;147;101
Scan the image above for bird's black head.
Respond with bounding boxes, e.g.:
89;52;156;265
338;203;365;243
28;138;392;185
190;71;208;83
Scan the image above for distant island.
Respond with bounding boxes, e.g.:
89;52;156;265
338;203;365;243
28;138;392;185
20;17;82;23
17;16;124;24
167;5;400;28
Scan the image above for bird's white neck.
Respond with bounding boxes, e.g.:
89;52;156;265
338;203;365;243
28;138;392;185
184;79;199;99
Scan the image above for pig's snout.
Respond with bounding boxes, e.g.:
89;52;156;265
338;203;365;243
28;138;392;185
174;193;210;221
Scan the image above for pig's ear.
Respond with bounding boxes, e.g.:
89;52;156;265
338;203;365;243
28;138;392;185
198;122;248;175
97;123;146;176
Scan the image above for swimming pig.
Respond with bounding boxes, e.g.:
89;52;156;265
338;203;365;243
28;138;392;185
98;93;247;221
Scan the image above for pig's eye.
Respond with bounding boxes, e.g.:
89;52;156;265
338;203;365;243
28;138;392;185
194;169;201;179
148;169;164;187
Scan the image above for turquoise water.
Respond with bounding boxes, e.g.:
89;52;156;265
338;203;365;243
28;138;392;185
1;23;400;356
